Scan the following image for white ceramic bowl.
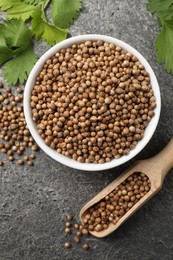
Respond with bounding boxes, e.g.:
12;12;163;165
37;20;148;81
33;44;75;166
24;34;161;171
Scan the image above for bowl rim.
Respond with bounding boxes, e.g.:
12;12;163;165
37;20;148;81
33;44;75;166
24;34;161;171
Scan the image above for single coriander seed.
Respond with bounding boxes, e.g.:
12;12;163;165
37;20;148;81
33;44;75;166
65;228;71;234
66;214;73;221
65;222;71;228
27;160;33;166
82;243;89;250
74;236;80;243
0;160;4;166
64;242;71;248
17;159;24;165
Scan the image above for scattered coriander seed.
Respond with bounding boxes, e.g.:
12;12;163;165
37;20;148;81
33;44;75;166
81;228;89;236
0;82;39;168
27;160;33;166
31;145;39;151
74;236;80;243
74;223;79;229
29;154;36;159
24;155;29;161
64;242;71;248
17;159;24;165
16;87;23;93
8;156;14;161
7;150;13;156
65;222;71;228
0;160;4;166
76;231;82;237
67;214;73;221
65;228;71;234
82;243;89;250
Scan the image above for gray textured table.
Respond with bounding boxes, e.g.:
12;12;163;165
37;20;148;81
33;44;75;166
0;1;173;260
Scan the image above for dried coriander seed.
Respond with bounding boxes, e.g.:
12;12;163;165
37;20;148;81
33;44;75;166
74;223;79;229
76;231;82;237
17;159;24;165
27;160;33;166
0;160;4;166
74;236;80;243
64;242;71;248
29;154;36;159
65;228;71;234
24;155;29;161
31;41;156;163
65;222;71;228
82;243;89;250
66;214;73;221
8;156;14;161
0;82;39;168
81;228;89;236
83;172;151;233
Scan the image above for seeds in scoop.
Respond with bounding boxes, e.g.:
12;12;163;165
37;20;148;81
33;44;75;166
83;172;151;232
64;242;71;248
31;41;156;163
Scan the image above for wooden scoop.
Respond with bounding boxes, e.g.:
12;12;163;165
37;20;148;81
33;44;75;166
80;138;173;238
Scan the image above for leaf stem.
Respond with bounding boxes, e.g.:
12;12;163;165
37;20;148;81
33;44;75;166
43;0;51;9
41;0;49;21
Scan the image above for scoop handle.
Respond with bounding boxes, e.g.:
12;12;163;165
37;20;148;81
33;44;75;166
148;138;173;180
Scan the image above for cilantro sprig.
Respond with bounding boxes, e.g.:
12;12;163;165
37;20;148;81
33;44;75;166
0;0;82;84
147;0;173;73
0;19;37;84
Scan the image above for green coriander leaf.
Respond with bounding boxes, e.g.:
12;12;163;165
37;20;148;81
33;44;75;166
43;0;51;9
31;9;68;46
23;0;43;4
0;19;32;50
157;5;173;20
4;46;37;84
147;0;173;13
0;35;16;64
0;19;33;65
0;19;37;84
0;0;38;21
52;0;82;28
155;7;173;73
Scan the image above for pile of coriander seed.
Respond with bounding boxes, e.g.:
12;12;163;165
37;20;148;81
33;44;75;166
82;172;151;232
64;213;90;250
31;40;156;163
0;82;39;167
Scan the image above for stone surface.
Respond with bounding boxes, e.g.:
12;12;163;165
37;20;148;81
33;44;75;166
0;0;173;259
